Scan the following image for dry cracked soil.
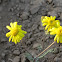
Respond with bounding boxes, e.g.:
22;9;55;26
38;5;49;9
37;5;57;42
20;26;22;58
0;0;62;62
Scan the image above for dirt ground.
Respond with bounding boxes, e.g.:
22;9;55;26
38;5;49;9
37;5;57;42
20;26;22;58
0;0;62;62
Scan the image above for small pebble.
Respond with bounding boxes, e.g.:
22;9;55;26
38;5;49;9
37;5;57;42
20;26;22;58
12;56;20;62
47;0;52;3
1;53;5;58
54;57;61;62
13;50;20;55
1;38;7;43
1;60;5;62
52;48;59;54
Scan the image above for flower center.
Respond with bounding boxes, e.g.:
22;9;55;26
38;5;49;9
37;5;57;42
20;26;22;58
49;20;55;26
11;28;18;36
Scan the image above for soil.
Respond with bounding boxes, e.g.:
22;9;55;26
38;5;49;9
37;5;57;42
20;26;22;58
0;0;62;62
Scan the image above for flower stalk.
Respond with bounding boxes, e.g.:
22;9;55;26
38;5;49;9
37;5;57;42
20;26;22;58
35;41;56;58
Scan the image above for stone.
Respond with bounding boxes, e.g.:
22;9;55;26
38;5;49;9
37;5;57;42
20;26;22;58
0;6;3;12
34;32;41;37
1;53;5;58
32;24;37;30
16;0;19;3
4;0;9;2
47;0;52;3
9;8;14;12
20;12;29;20
27;28;31;32
30;5;40;14
0;27;2;32
42;59;47;62
26;38;34;45
16;7;19;10
59;46;62;52
33;43;42;49
33;29;39;34
48;11;58;17
32;15;41;23
21;0;30;3
39;26;44;31
53;0;62;6
18;3;25;10
13;50;20;55
17;13;20;17
30;0;43;5
8;58;13;62
29;50;37;56
28;32;32;38
1;60;5;62
21;54;25;62
1;38;7;43
0;0;2;3
52;48;59;54
25;4;30;12
0;16;2;19
12;56;20;62
10;19;13;22
60;13;62;20
57;52;62;58
54;57;61;62
54;7;62;13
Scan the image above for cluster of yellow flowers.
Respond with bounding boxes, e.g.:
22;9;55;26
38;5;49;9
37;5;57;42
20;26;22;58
6;16;62;44
6;22;27;44
41;16;62;43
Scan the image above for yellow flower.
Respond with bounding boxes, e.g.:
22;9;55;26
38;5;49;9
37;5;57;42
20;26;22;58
50;26;62;43
6;22;27;44
41;16;60;33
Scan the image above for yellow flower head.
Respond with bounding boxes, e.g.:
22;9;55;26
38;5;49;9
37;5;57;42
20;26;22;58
50;26;62;43
41;16;60;33
6;22;27;44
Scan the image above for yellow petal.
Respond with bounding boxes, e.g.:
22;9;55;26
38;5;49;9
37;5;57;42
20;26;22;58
53;16;56;19
16;36;20;43
48;26;51;32
10;22;14;28
14;22;17;27
21;30;27;34
60;41;62;43
13;36;17;44
14;39;17;44
18;25;22;28
6;32;11;37
59;36;62;42
50;32;55;35
42;23;47;26
15;41;17;44
19;33;24;38
42;19;48;23
57;36;59;43
9;35;12;42
56;20;60;27
45;25;49;30
50;28;56;32
12;36;14;42
6;26;12;30
54;35;58;41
